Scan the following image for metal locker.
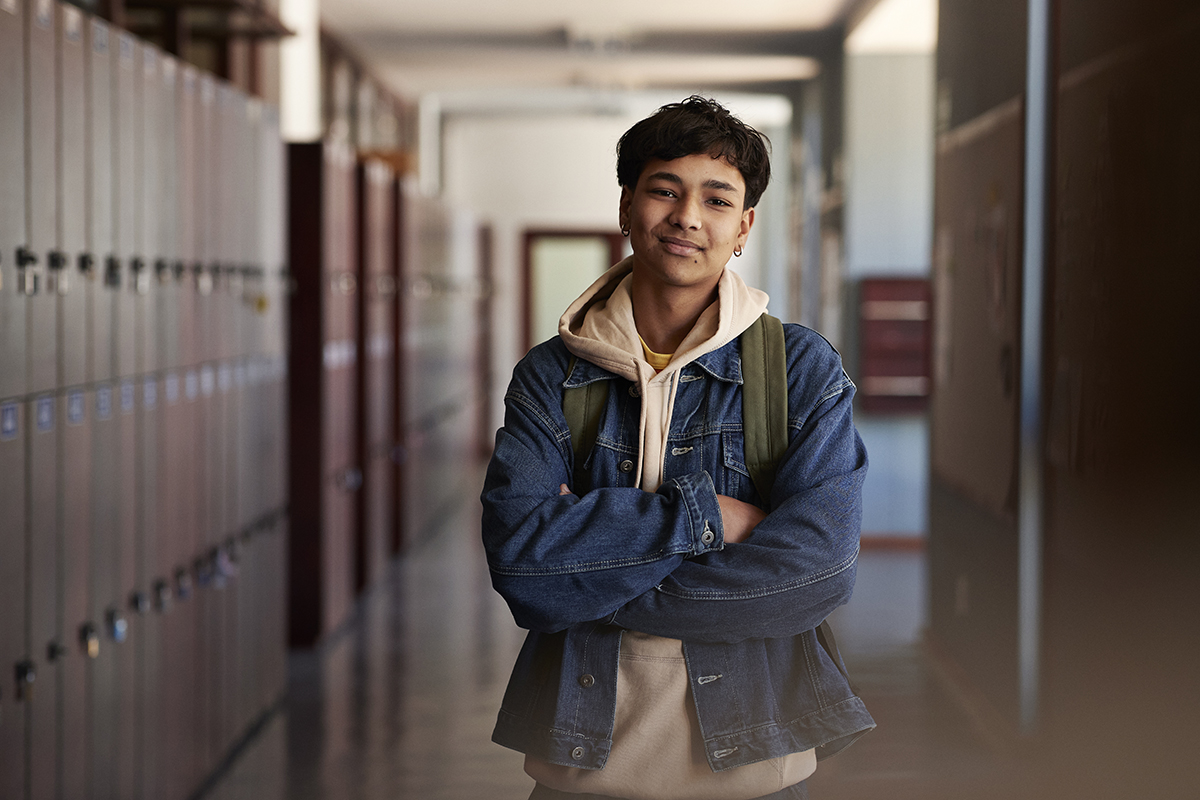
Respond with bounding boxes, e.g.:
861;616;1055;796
58;385;92;800
26;0;57;398
135;45;158;379
137;374;162;800
194;74;215;367
27;392;59;800
0;0;27;404
88;382;120;800
56;1;86;389
86;17;114;385
112;378;138;800
357;160;395;591
112;31;139;381
0;401;28;800
176;66;197;374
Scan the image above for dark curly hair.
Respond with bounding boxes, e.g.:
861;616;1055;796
616;96;772;209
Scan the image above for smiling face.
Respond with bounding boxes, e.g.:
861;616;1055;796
619;152;755;297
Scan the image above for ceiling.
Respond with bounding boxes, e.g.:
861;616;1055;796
319;0;882;98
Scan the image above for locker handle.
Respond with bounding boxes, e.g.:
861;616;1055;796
105;256;122;288
174;567;193;601
173;260;186;281
155;258;171;283
15;661;35;701
130;258;149;295
130;591;150;616
46;641;67;663
47;251;67;270
107;608;129;642
80;623;100;659
78;253;95;275
16;246;39;267
153;579;172;612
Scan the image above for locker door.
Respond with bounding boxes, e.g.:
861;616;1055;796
86;17;113;385
88;383;119;800
0;8;27;793
26;0;57;398
0;401;27;800
27;392;58;800
113;31;138;380
56;17;91;797
137;373;161;800
177;67;196;374
59;385;91;800
0;0;26;404
56;2;86;388
135;45;158;379
112;378;138;800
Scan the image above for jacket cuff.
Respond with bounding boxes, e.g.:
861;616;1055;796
661;471;724;555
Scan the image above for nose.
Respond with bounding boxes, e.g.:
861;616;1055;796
668;194;702;230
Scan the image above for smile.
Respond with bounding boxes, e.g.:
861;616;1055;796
659;236;704;255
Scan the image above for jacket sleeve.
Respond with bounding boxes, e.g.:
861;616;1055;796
607;329;867;644
481;342;725;634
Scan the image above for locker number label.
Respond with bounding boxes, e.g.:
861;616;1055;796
96;386;113;421
120;381;135;414
166;372;180;405
36;397;54;433
144;378;158;410
0;403;17;441
68;391;85;426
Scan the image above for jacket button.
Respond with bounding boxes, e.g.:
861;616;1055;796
628;385;639;398
701;530;715;546
619;460;634;473
571;746;585;760
579;673;595;688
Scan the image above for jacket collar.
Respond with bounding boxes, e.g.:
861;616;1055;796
564;339;743;388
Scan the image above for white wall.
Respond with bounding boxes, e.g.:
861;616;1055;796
843;51;935;537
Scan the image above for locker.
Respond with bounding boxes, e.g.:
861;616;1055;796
0;402;27;800
86;17;114;384
0;0;26;403
57;2;86;388
88;383;119;800
59;385;92;800
113;31;139;380
136;374;162;800
27;393;59;800
135;45;159;377
26;0;57;397
356;160;396;591
195;74;216;365
112;378;138;800
287;141;360;647
177;66;198;371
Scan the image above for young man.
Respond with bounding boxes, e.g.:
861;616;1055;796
482;96;874;800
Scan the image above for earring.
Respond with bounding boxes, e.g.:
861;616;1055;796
621;225;630;237
733;245;743;258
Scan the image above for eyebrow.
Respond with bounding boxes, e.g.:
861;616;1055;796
645;171;741;195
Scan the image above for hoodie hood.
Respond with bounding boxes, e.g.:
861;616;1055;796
557;256;769;491
558;256;769;382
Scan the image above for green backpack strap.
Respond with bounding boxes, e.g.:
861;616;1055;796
563;356;609;494
740;313;789;503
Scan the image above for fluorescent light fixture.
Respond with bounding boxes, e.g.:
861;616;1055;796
846;0;938;54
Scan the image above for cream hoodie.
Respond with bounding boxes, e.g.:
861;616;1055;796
524;258;816;800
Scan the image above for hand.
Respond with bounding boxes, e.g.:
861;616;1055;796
716;494;766;544
560;484;573;496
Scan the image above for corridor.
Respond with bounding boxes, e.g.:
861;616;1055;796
200;466;1036;800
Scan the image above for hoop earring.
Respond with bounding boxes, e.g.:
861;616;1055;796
733;245;743;258
621;225;630;237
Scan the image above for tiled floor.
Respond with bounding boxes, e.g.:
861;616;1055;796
202;483;1037;800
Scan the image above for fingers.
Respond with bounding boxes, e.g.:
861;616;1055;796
559;484;572;496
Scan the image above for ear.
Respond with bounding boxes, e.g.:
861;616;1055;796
738;207;755;247
618;186;632;229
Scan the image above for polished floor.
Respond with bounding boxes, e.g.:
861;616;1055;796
202;478;1039;800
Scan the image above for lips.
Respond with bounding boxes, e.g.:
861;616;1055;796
659;236;703;256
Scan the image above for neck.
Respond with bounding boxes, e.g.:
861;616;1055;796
629;271;720;354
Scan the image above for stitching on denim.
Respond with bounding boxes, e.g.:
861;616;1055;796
491;550;679;576
508;389;570;442
654;547;859;600
595;435;637;455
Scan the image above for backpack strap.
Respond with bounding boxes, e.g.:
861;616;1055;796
563;356;609;494
740;313;789;503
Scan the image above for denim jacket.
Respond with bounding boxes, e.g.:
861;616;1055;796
481;323;875;776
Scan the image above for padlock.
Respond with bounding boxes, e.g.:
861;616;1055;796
80;623;101;658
